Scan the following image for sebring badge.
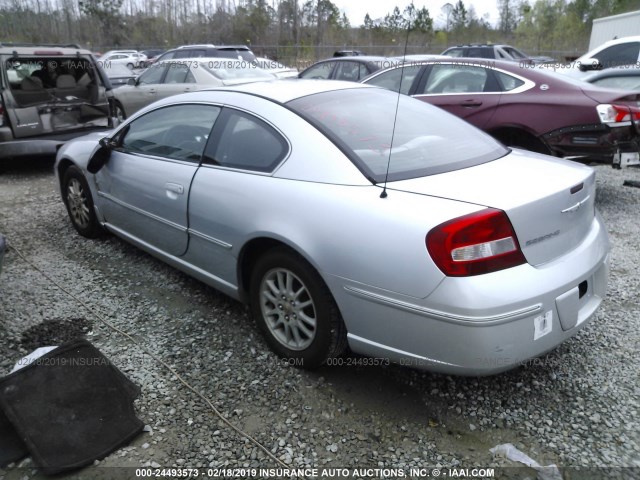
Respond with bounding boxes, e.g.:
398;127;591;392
526;230;560;247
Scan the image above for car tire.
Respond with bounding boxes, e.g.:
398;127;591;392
62;165;103;239
114;101;127;122
250;247;347;368
126;63;134;70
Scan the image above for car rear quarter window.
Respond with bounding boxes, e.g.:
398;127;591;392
494;71;525;91
288;88;507;182
203;109;289;172
119;104;220;162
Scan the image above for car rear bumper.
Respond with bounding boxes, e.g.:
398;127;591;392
330;212;610;376
543;122;640;163
0;127;112;159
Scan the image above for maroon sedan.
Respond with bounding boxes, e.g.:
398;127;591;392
362;58;640;163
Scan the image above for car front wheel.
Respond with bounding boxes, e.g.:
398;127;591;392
250;247;347;368
62;166;103;238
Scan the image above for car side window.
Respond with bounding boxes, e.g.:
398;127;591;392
119;104;221;162
445;48;464;58
366;65;422;94
494;71;524;91
300;62;336;79
334;61;361;81
467;47;491;58
138;64;166;85
164;64;194;84
203;109;288;172
421;65;489;94
593;43;640;68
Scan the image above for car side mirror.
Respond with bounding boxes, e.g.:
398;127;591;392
127;77;136;86
579;58;601;72
87;137;114;174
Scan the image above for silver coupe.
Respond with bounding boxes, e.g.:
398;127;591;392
54;80;610;375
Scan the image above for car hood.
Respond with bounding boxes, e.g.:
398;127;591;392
387;149;598;267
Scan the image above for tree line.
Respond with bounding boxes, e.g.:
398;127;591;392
0;0;639;62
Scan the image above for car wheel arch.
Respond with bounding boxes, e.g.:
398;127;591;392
489;126;551;155
237;236;328;303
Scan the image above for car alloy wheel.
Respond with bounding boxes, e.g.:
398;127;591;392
62;166;103;238
67;177;91;230
259;267;317;351
250;247;347;367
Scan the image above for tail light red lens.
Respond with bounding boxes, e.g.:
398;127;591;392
426;208;527;277
597;104;640;123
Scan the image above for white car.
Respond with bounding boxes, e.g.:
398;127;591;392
552;36;640;78
99;52;141;70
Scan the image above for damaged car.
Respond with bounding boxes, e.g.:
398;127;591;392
0;43;115;162
362;58;640;164
55;81;610;376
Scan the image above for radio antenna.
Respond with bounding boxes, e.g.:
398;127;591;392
380;4;414;199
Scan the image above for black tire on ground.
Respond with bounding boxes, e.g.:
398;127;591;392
250;247;347;368
62;165;103;239
126;63;134;70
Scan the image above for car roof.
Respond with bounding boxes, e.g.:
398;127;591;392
174;79;375;104
0;44;92;55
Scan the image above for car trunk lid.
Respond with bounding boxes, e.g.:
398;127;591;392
388;150;596;266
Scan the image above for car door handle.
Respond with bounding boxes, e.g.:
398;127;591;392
165;182;184;195
184;87;192;92
460;100;482;107
148;88;157;94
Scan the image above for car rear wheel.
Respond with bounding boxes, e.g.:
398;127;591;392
126;63;134;70
63;166;103;238
250;247;347;368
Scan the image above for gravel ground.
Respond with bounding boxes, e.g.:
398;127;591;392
0;160;638;479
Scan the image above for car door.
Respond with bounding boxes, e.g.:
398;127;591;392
412;63;502;129
115;63;167;114
186;107;290;285
153;63;198;101
94;104;221;256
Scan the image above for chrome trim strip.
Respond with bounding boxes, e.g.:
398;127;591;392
97;192;187;233
344;285;541;326
188;229;232;249
562;195;591;214
104;223;238;292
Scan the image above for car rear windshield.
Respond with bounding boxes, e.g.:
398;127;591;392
287;88;508;182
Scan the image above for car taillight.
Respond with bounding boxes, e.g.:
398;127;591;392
597;104;640;123
426;208;526;277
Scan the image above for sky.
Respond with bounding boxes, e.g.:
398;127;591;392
333;0;501;29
